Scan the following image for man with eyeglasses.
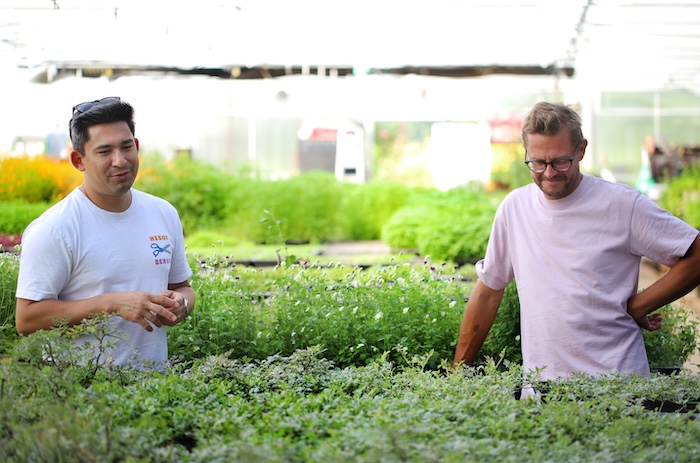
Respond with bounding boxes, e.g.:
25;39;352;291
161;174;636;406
453;101;700;393
15;97;195;370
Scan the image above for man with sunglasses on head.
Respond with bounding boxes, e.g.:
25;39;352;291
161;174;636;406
15;97;195;370
453;101;700;393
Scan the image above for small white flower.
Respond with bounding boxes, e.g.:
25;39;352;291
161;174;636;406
338;306;344;311
375;311;383;320
291;331;296;337
449;300;457;308
403;307;410;314
353;306;359;314
432;318;437;323
257;331;262;338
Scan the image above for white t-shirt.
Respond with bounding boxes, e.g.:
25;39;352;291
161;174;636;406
16;188;192;369
476;174;698;381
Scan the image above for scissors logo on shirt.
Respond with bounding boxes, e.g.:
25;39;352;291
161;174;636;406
151;243;172;257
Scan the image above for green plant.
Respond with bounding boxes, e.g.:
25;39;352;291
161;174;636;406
1;346;699;462
259;209;297;266
166;256;470;369
0;252;19;332
644;303;699;368
479;280;522;365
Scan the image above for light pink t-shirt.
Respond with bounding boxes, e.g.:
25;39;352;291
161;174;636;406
476;174;698;381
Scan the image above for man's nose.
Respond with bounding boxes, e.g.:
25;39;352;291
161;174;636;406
112;149;128;165
543;163;559;175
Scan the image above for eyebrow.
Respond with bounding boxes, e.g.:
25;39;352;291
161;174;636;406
528;155;574;161
92;139;134;151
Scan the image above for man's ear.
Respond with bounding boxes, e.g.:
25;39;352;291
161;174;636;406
70;149;86;172
135;138;140;152
579;139;588;161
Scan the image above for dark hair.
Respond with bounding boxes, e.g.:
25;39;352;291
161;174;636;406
521;102;584;148
69;98;136;154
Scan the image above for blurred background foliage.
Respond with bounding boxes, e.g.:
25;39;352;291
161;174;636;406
1;152;697;260
0;154;505;263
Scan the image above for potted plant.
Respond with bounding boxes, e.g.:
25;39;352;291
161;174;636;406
644;303;699;374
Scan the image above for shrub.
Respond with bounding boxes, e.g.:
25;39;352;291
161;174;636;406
382;187;499;264
337;180;415;240
135;155;237;235
659;164;700;228
255;172;345;244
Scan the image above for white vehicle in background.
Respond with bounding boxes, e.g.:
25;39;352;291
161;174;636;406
296;118;366;183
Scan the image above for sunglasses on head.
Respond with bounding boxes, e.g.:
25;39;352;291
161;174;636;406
72;97;121;115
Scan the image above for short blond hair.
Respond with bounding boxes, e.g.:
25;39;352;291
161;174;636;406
521;102;584;148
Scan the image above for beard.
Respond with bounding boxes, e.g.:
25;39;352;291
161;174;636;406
534;171;581;199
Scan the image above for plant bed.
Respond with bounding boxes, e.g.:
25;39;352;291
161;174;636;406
522;372;700;420
3;345;700;462
641;398;700;415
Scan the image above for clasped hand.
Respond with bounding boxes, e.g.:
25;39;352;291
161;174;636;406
113;291;187;331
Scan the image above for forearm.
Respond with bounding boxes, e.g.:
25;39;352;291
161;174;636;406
628;236;700;321
17;290;181;335
452;281;504;367
628;266;700;320
15;295;115;335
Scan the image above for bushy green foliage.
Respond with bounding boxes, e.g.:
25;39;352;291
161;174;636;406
0;200;50;234
659;164;700;228
136;155;238;235
338;180;415;240
245;172;346;244
2;155;500;254
382;188;500;264
1;340;699;462
0;253;19;338
168;258;470;369
1;250;697;373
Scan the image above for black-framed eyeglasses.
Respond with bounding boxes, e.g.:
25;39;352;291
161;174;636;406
524;143;581;173
72;97;121;115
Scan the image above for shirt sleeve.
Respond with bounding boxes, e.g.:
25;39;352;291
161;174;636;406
166;209;193;285
475;202;514;291
629;194;699;267
16;220;72;301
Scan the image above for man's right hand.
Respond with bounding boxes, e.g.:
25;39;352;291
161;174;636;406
111;291;179;331
634;312;662;332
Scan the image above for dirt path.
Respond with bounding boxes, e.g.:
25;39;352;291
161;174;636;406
639;259;700;373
